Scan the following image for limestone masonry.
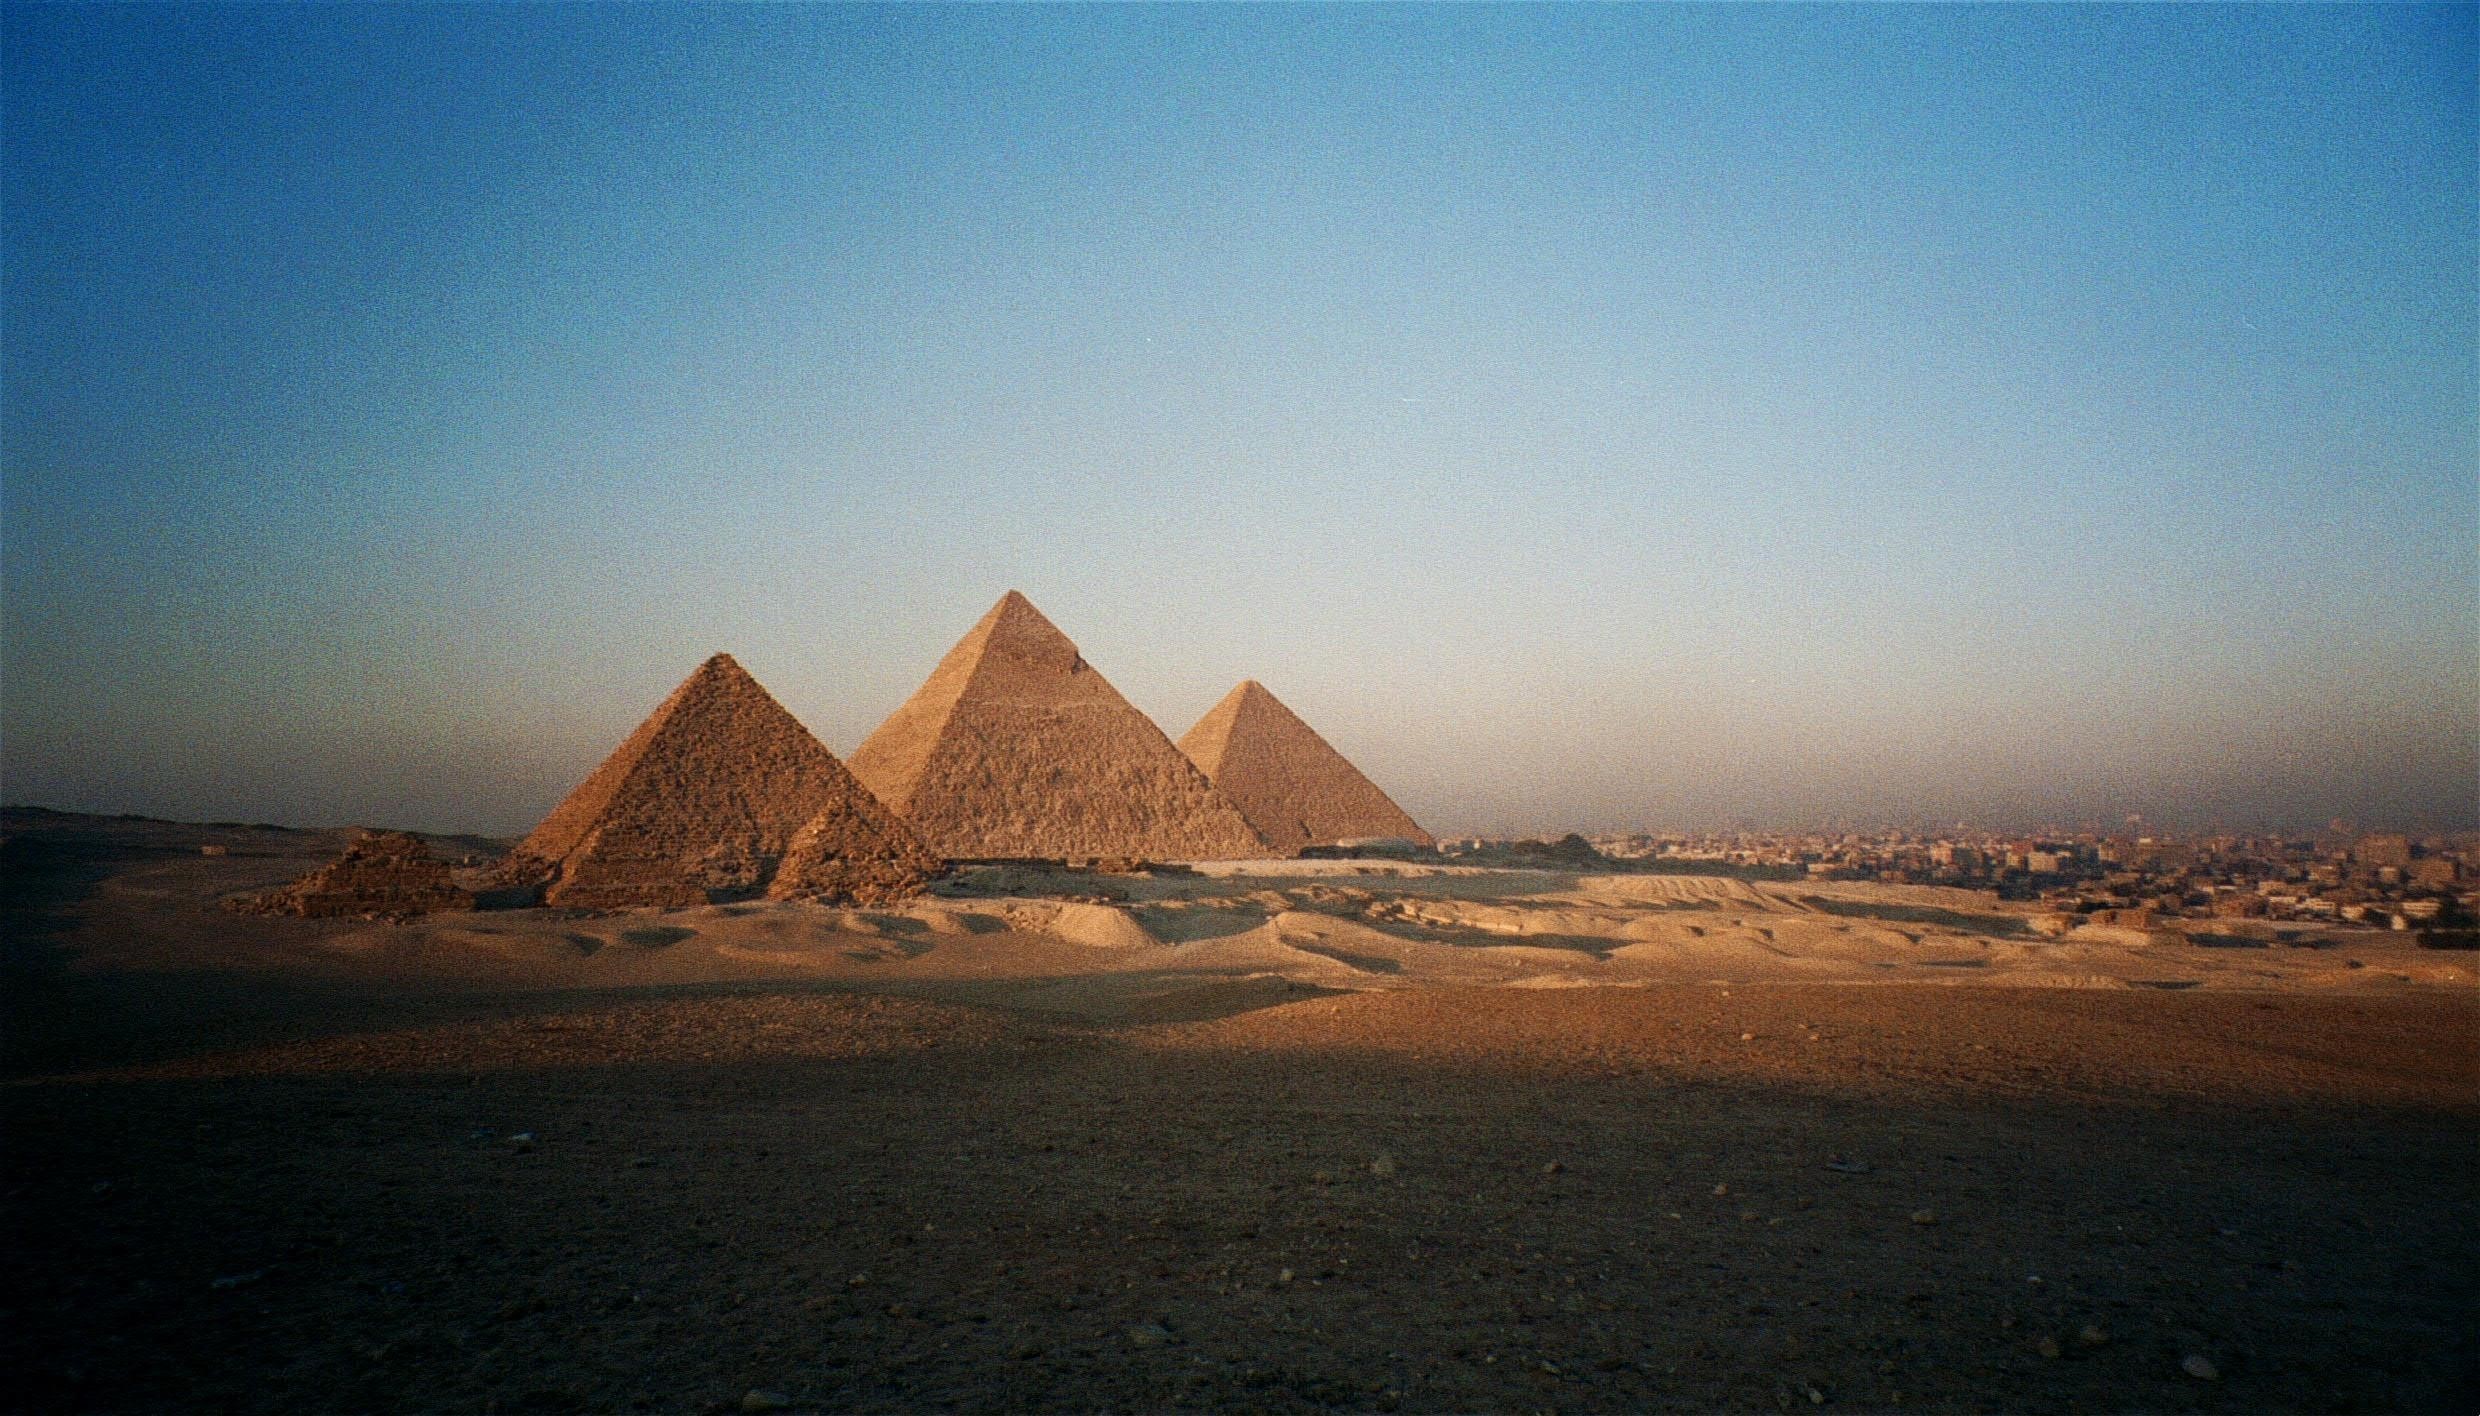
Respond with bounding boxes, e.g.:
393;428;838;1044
504;654;937;909
1177;680;1434;853
766;791;944;905
847;591;1271;860
233;828;475;918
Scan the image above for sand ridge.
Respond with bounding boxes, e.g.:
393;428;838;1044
7;811;2471;1071
24;822;2466;1018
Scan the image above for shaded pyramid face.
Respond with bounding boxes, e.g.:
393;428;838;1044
766;792;944;905
1177;680;1434;854
514;654;937;909
846;592;1271;860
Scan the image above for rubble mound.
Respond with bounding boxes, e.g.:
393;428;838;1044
1177;680;1432;854
511;654;937;910
846;591;1269;861
1457;834;1613;870
230;829;474;918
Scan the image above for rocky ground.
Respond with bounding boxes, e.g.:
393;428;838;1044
4;811;2475;1413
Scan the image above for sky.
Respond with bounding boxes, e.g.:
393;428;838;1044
3;3;2474;838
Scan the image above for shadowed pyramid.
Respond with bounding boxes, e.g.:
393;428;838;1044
509;654;937;909
1177;680;1434;855
846;591;1270;860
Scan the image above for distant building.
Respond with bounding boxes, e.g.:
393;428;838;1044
2356;833;2412;870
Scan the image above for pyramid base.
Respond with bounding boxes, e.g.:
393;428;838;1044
541;882;711;911
532;838;804;911
763;861;937;907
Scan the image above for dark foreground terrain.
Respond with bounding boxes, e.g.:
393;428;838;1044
5;982;2476;1415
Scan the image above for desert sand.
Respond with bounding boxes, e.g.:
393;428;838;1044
5;809;2475;1413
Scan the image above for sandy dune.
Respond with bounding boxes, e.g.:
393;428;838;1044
9;814;2469;1028
6;810;2467;1084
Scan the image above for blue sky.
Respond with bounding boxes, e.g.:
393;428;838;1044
4;4;2473;836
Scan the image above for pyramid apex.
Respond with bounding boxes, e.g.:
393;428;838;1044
960;590;1077;669
682;652;761;691
1228;679;1295;718
985;589;1054;628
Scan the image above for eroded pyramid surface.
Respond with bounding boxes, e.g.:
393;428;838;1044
767;797;943;904
1177;680;1433;854
510;654;936;909
846;592;1270;860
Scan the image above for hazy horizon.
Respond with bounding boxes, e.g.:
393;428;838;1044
5;5;2474;839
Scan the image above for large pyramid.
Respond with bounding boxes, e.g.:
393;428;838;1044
1177;680;1434;854
508;654;938;909
846;591;1271;860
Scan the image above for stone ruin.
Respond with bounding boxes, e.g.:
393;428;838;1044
229;828;475;919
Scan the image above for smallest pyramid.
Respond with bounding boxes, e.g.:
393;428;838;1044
767;799;943;905
230;829;474;918
1177;681;1433;854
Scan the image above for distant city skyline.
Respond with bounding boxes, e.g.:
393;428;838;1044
5;4;2473;837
